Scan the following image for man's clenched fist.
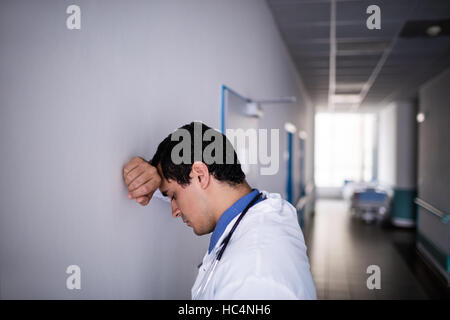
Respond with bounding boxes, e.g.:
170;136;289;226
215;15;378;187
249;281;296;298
123;157;162;206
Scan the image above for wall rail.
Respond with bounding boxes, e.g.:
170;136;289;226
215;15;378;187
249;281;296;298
415;197;450;224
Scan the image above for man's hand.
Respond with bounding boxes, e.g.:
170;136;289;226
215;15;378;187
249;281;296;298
123;157;162;206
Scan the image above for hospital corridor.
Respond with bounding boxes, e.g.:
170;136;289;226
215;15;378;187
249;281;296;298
0;0;449;302
305;200;447;299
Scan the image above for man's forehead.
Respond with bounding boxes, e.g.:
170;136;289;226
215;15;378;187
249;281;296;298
156;164;173;193
159;180;172;197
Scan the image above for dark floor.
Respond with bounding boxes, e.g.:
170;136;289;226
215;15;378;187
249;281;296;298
303;199;450;300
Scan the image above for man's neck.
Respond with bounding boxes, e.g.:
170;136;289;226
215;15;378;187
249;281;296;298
210;181;253;224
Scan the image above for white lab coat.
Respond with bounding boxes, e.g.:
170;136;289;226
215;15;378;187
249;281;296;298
191;191;317;300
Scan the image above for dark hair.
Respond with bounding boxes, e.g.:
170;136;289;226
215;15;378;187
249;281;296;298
150;122;246;186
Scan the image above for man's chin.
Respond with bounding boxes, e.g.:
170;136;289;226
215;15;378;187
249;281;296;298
192;227;208;236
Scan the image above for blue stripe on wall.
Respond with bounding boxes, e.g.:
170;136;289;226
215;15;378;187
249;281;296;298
391;188;417;222
286;132;293;204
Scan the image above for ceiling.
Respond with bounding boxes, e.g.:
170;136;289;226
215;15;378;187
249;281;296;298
267;0;450;111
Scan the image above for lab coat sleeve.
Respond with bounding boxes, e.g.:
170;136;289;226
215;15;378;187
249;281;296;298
213;275;299;300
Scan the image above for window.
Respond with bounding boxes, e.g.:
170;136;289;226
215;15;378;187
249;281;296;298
315;112;376;187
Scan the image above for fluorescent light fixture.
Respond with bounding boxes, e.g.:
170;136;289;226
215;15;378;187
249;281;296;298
337;40;390;56
335;82;365;92
330;94;362;104
426;25;441;37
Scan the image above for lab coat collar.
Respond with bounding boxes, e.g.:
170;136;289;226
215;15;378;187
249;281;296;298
208;189;262;254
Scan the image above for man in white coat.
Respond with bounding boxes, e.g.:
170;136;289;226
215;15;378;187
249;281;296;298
123;122;316;300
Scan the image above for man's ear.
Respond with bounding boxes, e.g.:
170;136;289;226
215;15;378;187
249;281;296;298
191;161;210;189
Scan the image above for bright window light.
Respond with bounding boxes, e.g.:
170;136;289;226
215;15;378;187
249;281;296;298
315;112;376;187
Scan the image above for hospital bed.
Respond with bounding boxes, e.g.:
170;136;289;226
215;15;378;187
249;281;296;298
351;188;391;224
343;181;392;224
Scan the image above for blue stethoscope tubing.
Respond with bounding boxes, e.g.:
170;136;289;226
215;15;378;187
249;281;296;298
192;192;263;299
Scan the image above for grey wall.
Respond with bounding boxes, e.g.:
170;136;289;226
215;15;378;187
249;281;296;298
0;0;312;298
417;66;450;279
377;101;418;227
377;101;417;189
418;67;450;216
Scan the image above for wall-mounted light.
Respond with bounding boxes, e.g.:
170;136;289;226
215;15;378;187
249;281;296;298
284;122;297;133
416;112;426;123
244;102;264;118
299;131;308;140
244;96;297;118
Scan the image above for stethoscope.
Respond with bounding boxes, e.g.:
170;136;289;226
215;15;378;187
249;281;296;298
192;192;263;300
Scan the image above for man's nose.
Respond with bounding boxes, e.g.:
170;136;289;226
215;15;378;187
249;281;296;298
171;200;181;218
